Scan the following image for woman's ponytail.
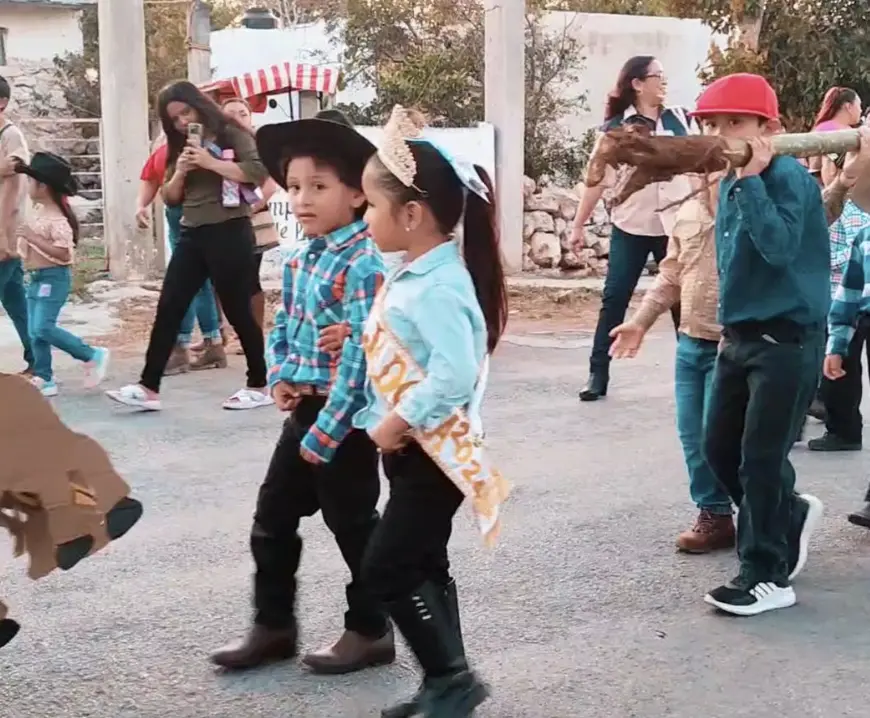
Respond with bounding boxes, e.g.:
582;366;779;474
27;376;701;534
462;166;508;353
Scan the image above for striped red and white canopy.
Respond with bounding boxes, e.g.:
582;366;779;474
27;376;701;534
200;62;341;110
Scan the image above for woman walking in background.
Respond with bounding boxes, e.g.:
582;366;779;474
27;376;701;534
15;152;110;397
107;80;271;412
809;87;862;185
570;55;692;402
135;134;225;375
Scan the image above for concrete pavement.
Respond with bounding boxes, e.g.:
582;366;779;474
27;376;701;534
1;327;870;718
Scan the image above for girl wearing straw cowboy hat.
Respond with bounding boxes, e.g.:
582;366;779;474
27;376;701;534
14;151;110;397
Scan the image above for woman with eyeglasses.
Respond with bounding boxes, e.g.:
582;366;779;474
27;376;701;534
570;55;693;401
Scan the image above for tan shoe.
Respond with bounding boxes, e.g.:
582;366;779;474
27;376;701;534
301;626;395;675
163;345;190;376
209;624;298;670
676;510;735;554
189;340;228;371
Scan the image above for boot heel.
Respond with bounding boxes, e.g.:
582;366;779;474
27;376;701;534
105;497;143;540
56;534;94;570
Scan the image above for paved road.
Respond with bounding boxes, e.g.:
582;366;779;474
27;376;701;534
2;327;870;718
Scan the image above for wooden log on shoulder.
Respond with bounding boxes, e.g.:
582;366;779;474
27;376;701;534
586;127;860;206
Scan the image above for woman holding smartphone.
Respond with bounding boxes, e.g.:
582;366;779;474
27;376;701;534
107;80;272;412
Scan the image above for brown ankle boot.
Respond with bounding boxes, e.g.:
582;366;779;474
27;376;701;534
676;510;735;554
163;345;190;376
301;626;395;675
209;624;298;670
189;339;228;371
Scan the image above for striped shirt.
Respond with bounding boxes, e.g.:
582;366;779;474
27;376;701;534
829;200;870;295
266;219;385;463
827;226;870;357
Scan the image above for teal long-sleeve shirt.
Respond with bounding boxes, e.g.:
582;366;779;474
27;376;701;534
715;155;830;327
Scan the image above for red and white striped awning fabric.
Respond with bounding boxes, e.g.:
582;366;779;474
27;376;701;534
200;62;341;111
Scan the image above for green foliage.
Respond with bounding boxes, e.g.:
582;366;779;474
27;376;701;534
335;0;589;181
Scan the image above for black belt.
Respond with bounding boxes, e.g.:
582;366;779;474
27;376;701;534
722;319;814;345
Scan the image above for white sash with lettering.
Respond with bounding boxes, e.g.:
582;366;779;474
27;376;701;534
361;288;510;546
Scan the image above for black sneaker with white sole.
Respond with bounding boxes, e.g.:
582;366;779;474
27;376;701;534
788;493;824;581
704;581;796;616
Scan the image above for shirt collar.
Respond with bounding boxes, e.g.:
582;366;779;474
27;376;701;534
396;240;461;278
308;219;367;252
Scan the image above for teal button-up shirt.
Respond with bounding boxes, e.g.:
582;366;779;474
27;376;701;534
715;155;830;327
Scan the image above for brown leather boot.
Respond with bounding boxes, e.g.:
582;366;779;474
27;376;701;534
189;339;228;371
163;345;190;377
675;510;735;554
209;624;298;670
301;625;395;675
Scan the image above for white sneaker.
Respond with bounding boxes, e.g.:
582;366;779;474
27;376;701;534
85;347;111;389
105;384;162;411
30;376;58;398
704;581;796;616
222;387;275;411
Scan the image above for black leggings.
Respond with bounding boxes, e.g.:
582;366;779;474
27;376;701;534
251;252;263;296
140;217;267;392
361;443;465;604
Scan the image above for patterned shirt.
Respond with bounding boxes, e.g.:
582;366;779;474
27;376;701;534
827;226;870;357
266;219;384;464
828;199;870;296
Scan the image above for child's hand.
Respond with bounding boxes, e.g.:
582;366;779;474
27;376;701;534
271;381;300;412
840;127;870;187
739;137;774;178
608;322;646;358
823;354;846;380
317;322;351;354
368;412;411;453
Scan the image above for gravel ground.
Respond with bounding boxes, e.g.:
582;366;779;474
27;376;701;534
1;325;870;718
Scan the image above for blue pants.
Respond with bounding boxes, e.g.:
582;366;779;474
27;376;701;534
26;266;95;382
674;333;731;514
166;205;221;346
0;257;33;369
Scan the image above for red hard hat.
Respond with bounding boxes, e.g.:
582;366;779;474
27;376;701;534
690;73;779;121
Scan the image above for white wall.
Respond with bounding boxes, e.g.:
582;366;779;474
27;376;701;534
0;4;85;64
541;12;727;136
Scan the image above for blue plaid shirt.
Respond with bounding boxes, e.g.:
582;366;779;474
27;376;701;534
827;226;870;357
266;220;385;463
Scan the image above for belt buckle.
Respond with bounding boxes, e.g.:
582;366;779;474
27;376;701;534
22;272;31;286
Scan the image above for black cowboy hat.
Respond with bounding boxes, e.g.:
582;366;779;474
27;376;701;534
255;109;376;190
14;151;78;196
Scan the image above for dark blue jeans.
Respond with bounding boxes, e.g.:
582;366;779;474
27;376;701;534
0;257;33;370
588;225;680;375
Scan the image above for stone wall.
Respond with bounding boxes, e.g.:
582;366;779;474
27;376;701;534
522;176;612;277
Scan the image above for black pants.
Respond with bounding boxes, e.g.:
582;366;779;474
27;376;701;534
140;217;266;392
704;321;824;585
251;397;387;637
361;443;465;605
819;314;870;443
589;225;680;374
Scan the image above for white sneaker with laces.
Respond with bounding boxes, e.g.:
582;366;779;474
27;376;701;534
704;581;796;616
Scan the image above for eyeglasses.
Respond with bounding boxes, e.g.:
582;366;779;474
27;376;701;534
644;72;666;81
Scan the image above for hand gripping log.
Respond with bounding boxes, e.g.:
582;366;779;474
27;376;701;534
585;126;861;205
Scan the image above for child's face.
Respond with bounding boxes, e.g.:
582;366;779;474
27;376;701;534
361;161;406;254
285;157;364;237
700;113;775;139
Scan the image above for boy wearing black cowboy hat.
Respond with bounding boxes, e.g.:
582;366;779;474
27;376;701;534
210;110;394;675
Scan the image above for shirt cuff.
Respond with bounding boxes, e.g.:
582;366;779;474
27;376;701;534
300;425;340;464
826;333;850;357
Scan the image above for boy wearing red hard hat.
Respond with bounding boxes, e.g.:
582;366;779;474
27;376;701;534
690;73;828;616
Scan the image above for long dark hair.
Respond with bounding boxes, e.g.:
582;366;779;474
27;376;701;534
604;55;656;122
49;188;80;247
813;86;858;127
157;80;247;169
373;143;508;353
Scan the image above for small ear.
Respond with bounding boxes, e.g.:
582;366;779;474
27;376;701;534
350;188;366;210
404;200;425;231
765;117;783;134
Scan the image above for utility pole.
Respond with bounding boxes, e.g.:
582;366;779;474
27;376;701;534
187;0;212;84
484;0;525;273
98;0;151;280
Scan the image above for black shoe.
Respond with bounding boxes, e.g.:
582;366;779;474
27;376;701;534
787;493;824;581
847;502;870;529
807;433;862;452
381;580;467;718
806;399;827;422
106;497;144;541
704;581;796;616
0;618;20;649
56;534;95;571
579;374;608;402
384;582;489;718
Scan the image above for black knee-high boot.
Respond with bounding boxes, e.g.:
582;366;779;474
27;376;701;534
382;581;488;718
382;580;466;718
0;618;20;649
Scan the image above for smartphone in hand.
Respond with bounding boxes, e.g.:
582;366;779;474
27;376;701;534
187;123;203;147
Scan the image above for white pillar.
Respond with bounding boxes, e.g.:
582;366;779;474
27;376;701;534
484;0;525;273
187;0;212;84
98;0;152;280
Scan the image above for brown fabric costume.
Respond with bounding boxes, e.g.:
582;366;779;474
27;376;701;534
0;373;143;649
